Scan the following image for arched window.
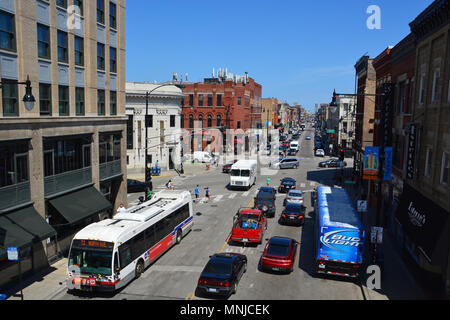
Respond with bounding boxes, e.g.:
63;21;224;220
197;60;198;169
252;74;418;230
189;114;194;128
198;114;203;128
181;114;184;128
207;115;212;128
216;115;222;127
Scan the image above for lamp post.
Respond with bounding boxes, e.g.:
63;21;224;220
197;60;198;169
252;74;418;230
144;82;185;190
0;75;36;111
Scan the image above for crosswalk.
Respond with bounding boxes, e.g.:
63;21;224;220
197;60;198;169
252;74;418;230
195;181;320;205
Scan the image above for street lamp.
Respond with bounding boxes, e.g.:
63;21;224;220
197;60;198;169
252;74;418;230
0;75;36;111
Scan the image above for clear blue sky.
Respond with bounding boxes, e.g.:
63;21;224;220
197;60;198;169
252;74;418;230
126;0;433;112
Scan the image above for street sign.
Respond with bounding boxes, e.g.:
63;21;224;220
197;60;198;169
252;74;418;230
326;129;335;134
357;200;367;213
371;227;383;244
344;180;356;184
7;247;18;261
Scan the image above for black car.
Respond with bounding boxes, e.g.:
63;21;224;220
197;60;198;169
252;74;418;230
280;203;306;226
319;159;347;168
196;253;247;297
254;187;277;218
127;179;146;193
278;177;296;193
287;148;297;156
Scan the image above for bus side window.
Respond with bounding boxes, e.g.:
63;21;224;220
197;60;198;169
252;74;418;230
119;243;132;269
114;252;120;272
145;225;156;249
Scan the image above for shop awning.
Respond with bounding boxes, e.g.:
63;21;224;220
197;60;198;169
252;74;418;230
48;186;112;225
0;206;56;260
395;183;449;264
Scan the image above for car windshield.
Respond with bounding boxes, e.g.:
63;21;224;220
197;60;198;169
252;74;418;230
68;248;113;276
282;180;295;185
288;190;303;197
230;169;240;176
267;243;290;257
241;170;250;177
204;259;232;275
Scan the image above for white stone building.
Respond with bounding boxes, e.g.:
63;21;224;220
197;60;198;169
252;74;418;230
126;82;184;173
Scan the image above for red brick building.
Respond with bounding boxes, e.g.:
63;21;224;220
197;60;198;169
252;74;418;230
181;73;262;131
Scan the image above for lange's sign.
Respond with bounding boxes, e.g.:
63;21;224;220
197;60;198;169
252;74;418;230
406;124;417;180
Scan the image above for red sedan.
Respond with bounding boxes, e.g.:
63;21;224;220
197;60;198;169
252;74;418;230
260;237;298;273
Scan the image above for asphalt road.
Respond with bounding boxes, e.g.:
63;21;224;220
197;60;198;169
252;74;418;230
56;124;364;300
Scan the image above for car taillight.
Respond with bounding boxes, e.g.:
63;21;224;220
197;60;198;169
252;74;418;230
286;197;290;200
300;198;304;201
353;264;360;269
272;206;275;208
282;214;286;218
298;216;303;219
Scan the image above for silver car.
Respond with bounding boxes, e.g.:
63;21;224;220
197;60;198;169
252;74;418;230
271;157;300;169
283;190;304;206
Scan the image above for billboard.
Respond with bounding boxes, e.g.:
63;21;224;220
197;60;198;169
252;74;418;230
363;146;379;180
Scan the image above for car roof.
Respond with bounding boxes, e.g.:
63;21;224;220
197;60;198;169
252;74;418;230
211;253;241;262
285;203;302;209
281;177;295;182
288;189;303;195
269;237;292;246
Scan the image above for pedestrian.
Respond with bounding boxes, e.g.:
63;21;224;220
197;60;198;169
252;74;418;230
155;160;159;168
146;187;152;201
205;187;211;202
166;180;174;190
194;185;200;203
117;203;126;213
266;177;270;187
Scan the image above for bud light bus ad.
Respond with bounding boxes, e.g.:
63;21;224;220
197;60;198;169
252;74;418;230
314;186;365;278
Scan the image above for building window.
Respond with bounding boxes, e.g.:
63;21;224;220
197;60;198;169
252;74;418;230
397;81;406;114
207;94;213;106
75;87;84;116
58;85;69;116
0;10;16;52
145;114;153;128
432;69;440;102
109;2;117;29
237;97;241;106
97;0;105;24
180;114;184;128
198;94;203;107
127;115;133;150
57;31;68;63
99;132;121;164
110;47;117;73
39;83;52;116
110;91;117;115
198;115;203;128
170;115;176;128
207;115;212;128
97;89;105;115
74;36;84;66
97;43;105;70
189;114;194;128
216;94;222;107
441;152;449;185
56;0;67;8
2;81;18;116
37;24;50;59
425;147;432;178
418;74;426;104
74;0;83;16
237;121;241;129
216;115;222;127
0;142;29;187
189;94;193;107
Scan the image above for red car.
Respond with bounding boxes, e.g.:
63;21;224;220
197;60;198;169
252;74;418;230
222;159;238;173
260;236;298;273
281;141;290;147
231;208;267;245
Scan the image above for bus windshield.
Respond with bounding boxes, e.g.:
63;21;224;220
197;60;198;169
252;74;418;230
68;248;113;276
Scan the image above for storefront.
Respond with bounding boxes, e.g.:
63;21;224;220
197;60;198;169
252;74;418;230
395;183;450;291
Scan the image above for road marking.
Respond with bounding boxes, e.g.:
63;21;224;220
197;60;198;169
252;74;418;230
214;195;223;202
300;183;306;188
310;181;316;186
242;191;250;197
229;193;236;199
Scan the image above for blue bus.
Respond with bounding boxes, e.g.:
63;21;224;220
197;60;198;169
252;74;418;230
313;186;365;278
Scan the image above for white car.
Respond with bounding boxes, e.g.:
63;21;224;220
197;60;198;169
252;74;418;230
315;149;325;157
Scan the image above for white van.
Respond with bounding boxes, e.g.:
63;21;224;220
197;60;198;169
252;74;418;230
229;160;258;190
290;141;299;151
193;151;215;163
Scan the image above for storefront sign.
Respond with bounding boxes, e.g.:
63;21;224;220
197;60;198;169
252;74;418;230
406;124;417;180
363;146;379;180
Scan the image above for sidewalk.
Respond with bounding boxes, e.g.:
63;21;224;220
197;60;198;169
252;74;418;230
127;162;220;181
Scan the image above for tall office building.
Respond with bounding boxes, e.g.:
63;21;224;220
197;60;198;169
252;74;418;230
0;0;127;289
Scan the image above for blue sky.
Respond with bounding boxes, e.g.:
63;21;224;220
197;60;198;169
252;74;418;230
126;0;433;112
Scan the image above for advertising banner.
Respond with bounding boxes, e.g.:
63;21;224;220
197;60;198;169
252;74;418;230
363;146;379;180
384;147;393;181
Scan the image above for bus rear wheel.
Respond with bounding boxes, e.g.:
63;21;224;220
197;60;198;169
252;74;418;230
135;260;144;279
176;230;182;244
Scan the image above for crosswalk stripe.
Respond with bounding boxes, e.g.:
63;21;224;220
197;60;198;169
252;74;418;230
214;195;223;202
242;191;249;197
229;193;236;199
300;183;306;188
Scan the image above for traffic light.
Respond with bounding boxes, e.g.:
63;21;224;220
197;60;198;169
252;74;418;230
339;148;345;161
145;167;152;184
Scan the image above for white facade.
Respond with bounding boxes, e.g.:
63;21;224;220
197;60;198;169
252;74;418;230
126;82;184;173
336;96;357;149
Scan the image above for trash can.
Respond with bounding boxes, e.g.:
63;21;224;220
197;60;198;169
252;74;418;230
152;167;161;176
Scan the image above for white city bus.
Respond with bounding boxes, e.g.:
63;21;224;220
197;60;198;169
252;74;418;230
66;190;193;292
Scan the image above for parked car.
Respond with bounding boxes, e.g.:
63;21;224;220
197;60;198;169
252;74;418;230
196;253;247;297
127;179;146;193
260;237;298;273
283;189;304;206
254;187;277;218
280;203;306;226
319;159;347;168
222;159;238;173
315;149;325;157
278;177;296;193
287;148;297;156
305;136;311;140
270;157;299;169
231;208;267;245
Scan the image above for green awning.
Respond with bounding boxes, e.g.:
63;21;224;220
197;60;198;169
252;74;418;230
0;206;56;260
48;186;112;225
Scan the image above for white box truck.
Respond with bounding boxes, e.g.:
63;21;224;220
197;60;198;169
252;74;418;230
229;160;258;190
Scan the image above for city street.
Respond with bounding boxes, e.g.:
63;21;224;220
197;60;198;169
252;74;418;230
53;125;365;300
